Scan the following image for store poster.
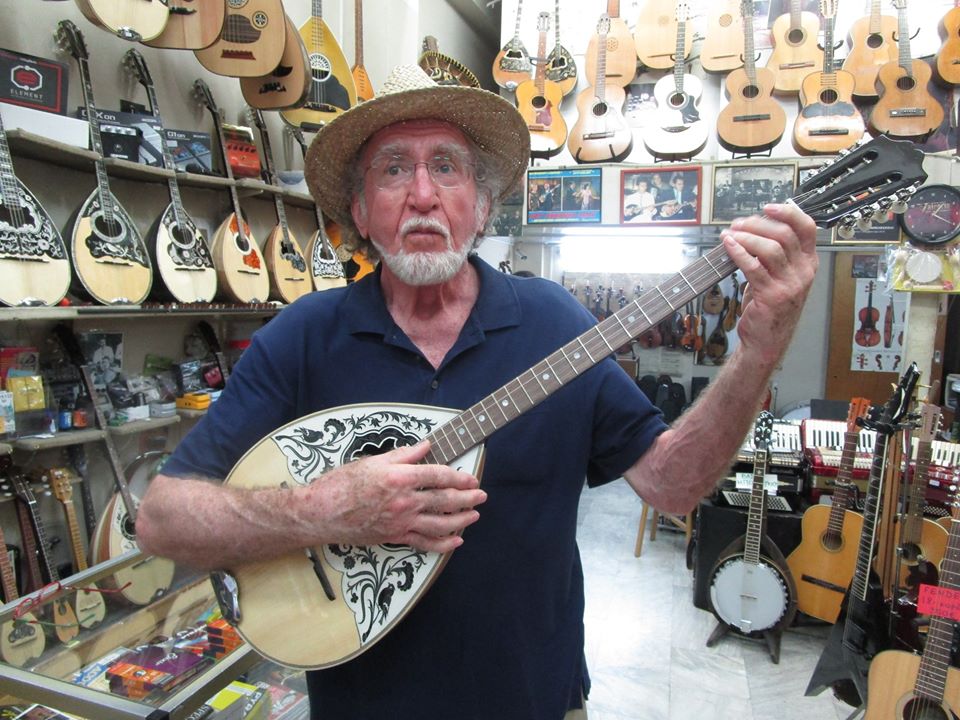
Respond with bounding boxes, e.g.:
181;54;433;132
527;167;601;224
850;261;909;373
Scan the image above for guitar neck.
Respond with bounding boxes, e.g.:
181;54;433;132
673;16;687;92
354;0;364;65
534;28;548;91
850;431;891;601
76;55;116;224
254;115;291;234
14;478;59;583
208;106;248;231
312;0;326;44
790;0;801;29
0;521;18;602
513;0;524;38
595;28;608;101
141;79;189;230
869;0;882;34
903;439;934;540
826;430;860;534
554;0;562;46
896;3;913;74
821;15;837;81
744;449;770;566
13;493;44;593
58;495;88;573
292;130;327;230
743;0;758;80
918;509;960;703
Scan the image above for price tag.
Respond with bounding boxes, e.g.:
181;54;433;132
917;584;960;623
734;473;779;495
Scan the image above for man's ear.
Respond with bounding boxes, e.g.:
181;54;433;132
351;194;368;238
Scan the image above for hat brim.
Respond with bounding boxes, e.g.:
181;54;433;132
305;85;531;234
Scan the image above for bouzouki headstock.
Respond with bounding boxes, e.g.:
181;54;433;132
122;48;152;91
55;20;87;62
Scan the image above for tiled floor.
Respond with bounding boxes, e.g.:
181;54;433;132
576;480;858;720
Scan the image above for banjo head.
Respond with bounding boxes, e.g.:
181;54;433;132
709;556;790;635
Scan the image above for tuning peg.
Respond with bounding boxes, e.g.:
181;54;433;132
838;223;856;240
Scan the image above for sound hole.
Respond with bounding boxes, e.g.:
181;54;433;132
787;28;805;45
901;541;921;565
168;222;196;250
532;96;546;110
234;234;250;253
901;697;952;720
896;75;917;92
719;14;733;27
743;84;760;100
669;92;686;109
592;101;609;117
819;88;839;104
820;530;842;552
867;32;884;49
92;214;125;243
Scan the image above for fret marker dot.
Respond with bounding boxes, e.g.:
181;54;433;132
478;414;486;423
672;287;680;294
628;316;635;323
542;373;551;381
501;400;510;406
574;352;581;360
458;428;465;435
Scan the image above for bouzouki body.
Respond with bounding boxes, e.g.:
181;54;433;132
843;2;898;97
240;14;312;111
194;0;286;77
701;0;745;74
544;0;577;96
74;0;168;41
210;213;270;303
144;0;226;50
492;0;532;91
766;2;823;94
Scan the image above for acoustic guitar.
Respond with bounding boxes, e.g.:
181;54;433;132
793;0;866;155
786;397;869;623
280;0;357;131
642;1;709;160
492;0;532;91
544;0;577;96
701;0;745;74
870;0;944;140
194;0;286;78
766;0;823;94
249;109;311;304
842;0;898;98
0;95;70;307
585;0;636;88
194;79;270;304
144;0;226;50
717;0;786;154
936;2;960;86
515;13;568;159
419;36;480;88
240;14;312;111
57;21;153;306
208;134;928;670
74;0;168;42
568;16;633;164
124;49;218;304
351;0;374;102
634;0;691;71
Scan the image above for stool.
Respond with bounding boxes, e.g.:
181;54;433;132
633;503;693;557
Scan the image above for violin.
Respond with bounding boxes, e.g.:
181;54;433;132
855;281;881;347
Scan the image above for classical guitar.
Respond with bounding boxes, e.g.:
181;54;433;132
210;134;928;670
193;79;270;304
643;1;709;160
515;13;568;159
240;14;312;111
74;0;169;42
249;109;311;304
144;0;226;50
634;0;691;71
124;49;217;304
194;0;286;78
568;16;633;164
708;412;798;646
46;468;106;630
544;0;577;96
418;36;480;88
351;0;374;102
280;0;357;131
870;0;944;140
288;126;347;291
936;2;960;86
855;281;881;348
766;0;824;94
842;0;898;98
793;0;866;155
786;397;870;623
585;0;636;88
57;21;153;306
701;0;745;74
0;91;70;307
492;0;532;91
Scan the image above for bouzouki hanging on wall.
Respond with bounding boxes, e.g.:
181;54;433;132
240;13;312;111
351;0;374;102
74;0;169;42
766;0;824;94
515;13;568;159
492;0;532;91
194;0;286;78
144;0;226;50
544;0;577;96
842;0;898;97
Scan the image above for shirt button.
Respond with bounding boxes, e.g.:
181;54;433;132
430;380;439;390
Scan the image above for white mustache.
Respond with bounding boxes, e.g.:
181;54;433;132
400;217;452;244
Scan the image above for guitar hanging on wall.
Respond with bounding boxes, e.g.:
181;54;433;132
515;13;568;159
584;0;636;88
635;0;692;71
842;0;898;98
701;0;745;74
194;0;286;78
492;0;532;91
936;1;960;86
766;0;824;94
144;0;226;50
74;0;169;42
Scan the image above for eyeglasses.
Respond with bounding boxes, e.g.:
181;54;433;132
366;155;475;191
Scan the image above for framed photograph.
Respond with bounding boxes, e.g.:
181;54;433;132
710;161;797;224
489;187;524;237
79;331;123;389
527;167;602;224
621;166;701;225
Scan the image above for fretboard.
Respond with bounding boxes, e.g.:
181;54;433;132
850;431;891;601
869;0;882;35
821;15;837;83
896;3;913;75
354;0;364;65
826;430;861;537
77;56;115;226
144;82;188;232
744;448;770;566
790;0;801;29
0;112;22;214
513;0;524;38
0;522;19;602
673;18;687;94
743;0;758;83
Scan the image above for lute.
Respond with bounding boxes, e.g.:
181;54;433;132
144;0;226;50
74;0;168;42
240;13;312;111
194;0;286;78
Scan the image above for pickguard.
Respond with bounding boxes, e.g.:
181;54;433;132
0;185;66;261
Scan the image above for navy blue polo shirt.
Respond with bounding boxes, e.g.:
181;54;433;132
164;256;667;720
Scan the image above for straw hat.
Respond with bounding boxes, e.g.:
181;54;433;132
305;64;530;234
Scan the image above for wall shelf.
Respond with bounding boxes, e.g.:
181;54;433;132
4;128;98;171
12;428;105;451
108;415;180;436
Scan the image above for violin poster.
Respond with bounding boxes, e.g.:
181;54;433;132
851;276;909;374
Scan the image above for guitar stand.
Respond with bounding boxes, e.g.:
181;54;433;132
728;147;774;161
705;620;784;664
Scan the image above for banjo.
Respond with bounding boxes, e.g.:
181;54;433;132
211;134;926;669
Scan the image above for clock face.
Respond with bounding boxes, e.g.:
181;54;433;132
899;184;960;247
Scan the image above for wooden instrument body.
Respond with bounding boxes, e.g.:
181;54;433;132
0;177;70;307
766;11;823;93
194;0;286;77
0;509;44;666
327;222;374;282
865;650;960;719
493;38;533;91
897;516;948;588
150;202;218;303
584;17;636;87
240;14;311;110
515;77;568;158
264;224;311;303
304;229;347;291
786;504;864;623
701;0;744;73
633;0;690;70
210;213;270;304
144;0;226;50
568;84;633;163
643;72;709;159
937;8;960;85
871;59;944;138
545;44;577;96
843;13;898;97
222;402;485;669
74;0;168;41
69;188;152;305
352;65;374;102
794;70;865;154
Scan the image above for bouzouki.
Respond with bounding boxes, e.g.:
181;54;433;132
936;1;960;86
240;14;312;111
585;0;636;88
280;0;357;131
57;21;153;306
351;0;374;102
842;0;898;98
144;0;226;50
634;0;692;71
786;397;870;623
492;0;533;91
210;134;928;670
124;49;218;304
249;109;311;304
193;79;270;304
793;0;866;155
74;0;169;42
766;0;824;94
0;90;70;307
194;0;286;78
723;274;739;332
544;0;577;96
701;0;745;74
705;299;730;364
870;0;944;139
515;13;568;159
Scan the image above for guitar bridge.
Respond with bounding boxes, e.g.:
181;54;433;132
890;108;927;118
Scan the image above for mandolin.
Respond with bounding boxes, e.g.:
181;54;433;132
144;0;226;50
634;0;691;71
492;0;533;91
544;0;577;96
57;20;153;306
793;0;866;155
351;0;374;102
194;0;286;78
193;79;270;304
766;0;824;94
585;0;636;88
419;36;480;88
515;13;568;159
209;133;928;670
701;0;745;74
240;13;312;111
568;16;633;164
870;0;944;140
842;0;898;98
717;0;786;154
705;299;730;364
124;49;218;304
855;281;881;348
937;2;960;86
280;0;357;132
74;0;168;42
702;282;725;315
642;1;709;160
0;95;70;307
249;109;311;304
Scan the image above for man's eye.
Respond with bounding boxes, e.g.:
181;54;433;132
385;164;406;176
434;161;455;175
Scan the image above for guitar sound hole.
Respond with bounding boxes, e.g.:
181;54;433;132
820;530;842;552
896;75;917;92
787;28;806;45
532;95;546;110
819;88;839;104
591;102;609;117
901;697;953;720
743;84;760;100
867;33;884;49
669;92;686;109
901;541;921;564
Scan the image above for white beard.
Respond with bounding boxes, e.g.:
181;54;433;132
372;218;474;286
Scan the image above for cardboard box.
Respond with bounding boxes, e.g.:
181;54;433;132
0;48;69;114
76;107;165;165
0;102;88;148
164;128;214;174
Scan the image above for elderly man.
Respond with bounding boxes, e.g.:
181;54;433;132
137;66;818;720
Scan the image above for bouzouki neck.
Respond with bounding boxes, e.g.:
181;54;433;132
12;485;44;593
0;111;22;214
